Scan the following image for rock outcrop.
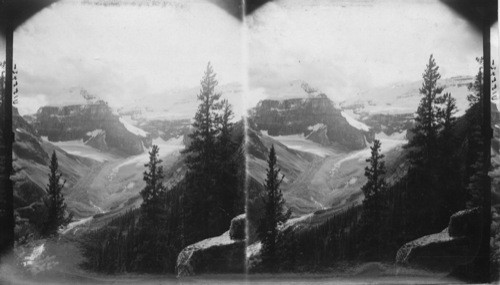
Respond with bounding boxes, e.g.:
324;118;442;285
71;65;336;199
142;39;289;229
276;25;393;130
448;207;481;237
396;208;481;272
249;94;373;150
176;214;246;277
34;103;152;155
229;214;245;240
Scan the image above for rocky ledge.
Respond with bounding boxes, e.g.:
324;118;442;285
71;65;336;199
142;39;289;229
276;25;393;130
396;207;481;272
176;214;246;277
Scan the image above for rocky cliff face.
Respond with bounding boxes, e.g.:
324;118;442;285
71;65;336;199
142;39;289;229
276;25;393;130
33;103;152;156
249;94;372;150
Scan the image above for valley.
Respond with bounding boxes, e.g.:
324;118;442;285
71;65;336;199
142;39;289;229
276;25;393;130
8;74;475;280
52;136;184;219
257;130;407;216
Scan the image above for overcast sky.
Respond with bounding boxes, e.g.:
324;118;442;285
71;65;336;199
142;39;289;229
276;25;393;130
13;0;244;115
6;0;497;115
247;0;486;106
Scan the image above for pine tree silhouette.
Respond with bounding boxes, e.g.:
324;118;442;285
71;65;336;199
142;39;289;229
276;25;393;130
42;151;72;236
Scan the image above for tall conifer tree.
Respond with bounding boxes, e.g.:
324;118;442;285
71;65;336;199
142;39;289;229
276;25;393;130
404;55;445;232
214;99;239;225
436;92;462;219
407;54;444;166
258;145;290;270
43;151;71;236
140;144;167;225
465;59;486;209
182;62;223;241
357;139;387;259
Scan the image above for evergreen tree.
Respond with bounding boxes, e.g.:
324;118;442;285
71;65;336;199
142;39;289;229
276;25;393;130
140;145;167;225
258;145;291;270
404;54;446;233
465;59;485;209
42;151;72;236
439;93;458;136
467;57;483;107
213;99;241;225
436;92;463;219
138;145;173;272
407;54;444;166
182;62;223;241
465;124;484;209
357;139;388;259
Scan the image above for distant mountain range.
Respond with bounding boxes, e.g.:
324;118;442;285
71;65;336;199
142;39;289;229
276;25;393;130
246;76;474;220
32;103;152;156
12;75;475;239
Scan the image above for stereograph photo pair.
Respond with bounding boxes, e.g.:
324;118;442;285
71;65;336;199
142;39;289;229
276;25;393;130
0;0;498;284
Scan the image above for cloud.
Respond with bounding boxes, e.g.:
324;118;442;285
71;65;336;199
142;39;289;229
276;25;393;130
248;0;483;102
17;94;49;115
14;0;244;114
10;0;487;115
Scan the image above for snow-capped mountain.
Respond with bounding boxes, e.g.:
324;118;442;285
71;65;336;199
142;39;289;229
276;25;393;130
33;103;152;156
249;94;374;150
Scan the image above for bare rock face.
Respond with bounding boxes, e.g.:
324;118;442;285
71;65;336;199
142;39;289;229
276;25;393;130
229;214;246;240
249;95;372;150
176;214;246;277
34;103;152;155
396;208;481;272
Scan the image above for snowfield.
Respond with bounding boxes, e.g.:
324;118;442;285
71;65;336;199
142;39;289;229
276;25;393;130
60;216;93;235
119;117;148;137
341;111;370;131
85;129;104;139
260;131;337;157
307;123;326;132
110;136;184;180
42;137;119;162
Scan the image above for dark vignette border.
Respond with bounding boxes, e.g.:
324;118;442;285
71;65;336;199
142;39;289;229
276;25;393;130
0;0;496;282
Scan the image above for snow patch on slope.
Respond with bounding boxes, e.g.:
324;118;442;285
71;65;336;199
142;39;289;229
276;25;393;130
43;138;118;162
329;131;406;178
85;129;104;138
307;123;326;132
60;216;93;235
341;111;370;131
110;136;184;178
260;131;337;157
119;117;148;137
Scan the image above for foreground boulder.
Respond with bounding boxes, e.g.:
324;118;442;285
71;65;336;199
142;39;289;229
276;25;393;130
448;207;481;237
396;208;481;271
229;214;246;240
176;214;246;277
